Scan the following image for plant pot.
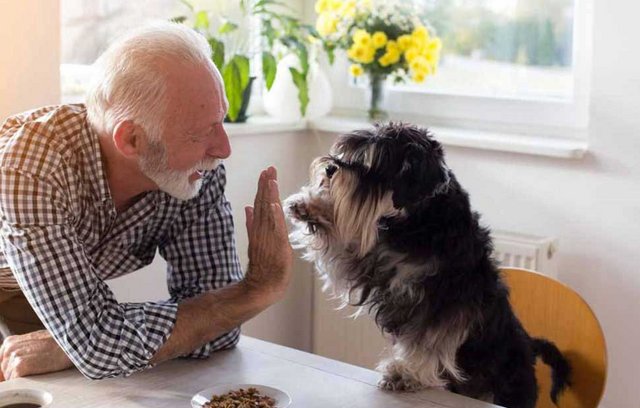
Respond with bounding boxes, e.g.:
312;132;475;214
263;54;332;121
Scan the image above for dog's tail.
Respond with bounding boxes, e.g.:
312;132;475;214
532;337;572;404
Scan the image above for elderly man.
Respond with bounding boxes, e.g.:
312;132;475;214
0;23;292;380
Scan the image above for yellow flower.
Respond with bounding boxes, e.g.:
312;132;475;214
386;49;401;64
328;0;342;11
397;35;412;51
427;37;442;53
315;0;330;13
412;25;430;41
409;55;429;72
353;29;372;47
349;64;364;77
338;0;356;18
412;71;427;83
378;55;391;67
404;47;418;63
348;44;375;64
386;40;399;53
424;49;439;65
360;46;376;64
411;35;427;50
372;31;388;49
316;13;338;37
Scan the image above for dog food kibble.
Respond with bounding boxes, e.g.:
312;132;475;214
203;387;276;408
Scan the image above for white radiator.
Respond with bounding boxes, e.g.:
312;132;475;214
311;230;559;369
491;230;558;279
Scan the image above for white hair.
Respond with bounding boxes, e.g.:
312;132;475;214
85;22;218;141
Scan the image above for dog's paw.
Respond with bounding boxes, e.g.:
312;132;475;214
378;375;424;392
286;199;310;222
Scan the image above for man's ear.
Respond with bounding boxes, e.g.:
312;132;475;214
113;121;144;158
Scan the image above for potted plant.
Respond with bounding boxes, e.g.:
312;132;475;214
174;0;318;123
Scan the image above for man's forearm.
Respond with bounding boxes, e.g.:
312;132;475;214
150;280;274;365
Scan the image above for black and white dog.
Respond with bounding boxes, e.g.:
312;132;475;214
285;122;571;408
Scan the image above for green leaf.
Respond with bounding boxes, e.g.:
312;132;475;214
194;10;210;30
222;56;251;122
208;38;225;71
289;67;309;116
262;52;277;90
170;16;188;24
253;0;290;13
323;42;336;65
179;0;194;11
262;20;277;48
296;44;309;75
218;20;238;35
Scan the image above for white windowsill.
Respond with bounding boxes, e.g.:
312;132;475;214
307;115;588;159
226;113;587;159
224;115;307;136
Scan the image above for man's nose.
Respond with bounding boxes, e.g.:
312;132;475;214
207;126;231;159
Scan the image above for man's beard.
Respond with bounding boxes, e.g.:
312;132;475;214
138;140;221;201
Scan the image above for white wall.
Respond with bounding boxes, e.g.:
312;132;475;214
448;2;639;406
0;0;60;119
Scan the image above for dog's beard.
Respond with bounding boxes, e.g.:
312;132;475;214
285;156;400;304
331;170;397;257
139;139;221;201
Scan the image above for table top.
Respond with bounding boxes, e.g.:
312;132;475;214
0;336;501;407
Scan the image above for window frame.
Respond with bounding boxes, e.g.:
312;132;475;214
308;0;594;138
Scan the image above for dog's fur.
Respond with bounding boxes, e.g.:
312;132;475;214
285;122;571;408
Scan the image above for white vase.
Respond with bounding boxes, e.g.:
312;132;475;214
263;54;332;121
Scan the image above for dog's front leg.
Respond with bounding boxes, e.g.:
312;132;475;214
377;343;449;392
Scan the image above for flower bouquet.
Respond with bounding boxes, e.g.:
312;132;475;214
314;0;442;120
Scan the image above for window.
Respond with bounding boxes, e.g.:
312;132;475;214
323;0;593;135
60;0;181;103
405;0;575;101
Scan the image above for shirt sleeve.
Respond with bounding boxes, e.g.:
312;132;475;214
159;164;244;358
0;167;178;379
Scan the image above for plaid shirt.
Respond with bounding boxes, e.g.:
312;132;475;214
0;104;243;379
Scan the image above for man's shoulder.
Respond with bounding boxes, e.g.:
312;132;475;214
0;104;89;176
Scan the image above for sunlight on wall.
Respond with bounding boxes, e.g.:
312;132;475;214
0;0;60;119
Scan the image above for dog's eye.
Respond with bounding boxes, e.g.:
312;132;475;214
308;223;318;234
325;164;338;179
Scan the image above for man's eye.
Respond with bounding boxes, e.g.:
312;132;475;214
326;164;337;179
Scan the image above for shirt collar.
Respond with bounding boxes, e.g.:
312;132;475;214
81;106;115;208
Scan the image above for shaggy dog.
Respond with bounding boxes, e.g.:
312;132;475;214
284;122;571;408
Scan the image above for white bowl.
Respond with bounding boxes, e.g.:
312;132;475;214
191;383;291;408
0;388;53;407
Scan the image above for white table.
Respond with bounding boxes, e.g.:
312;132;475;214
0;336;501;407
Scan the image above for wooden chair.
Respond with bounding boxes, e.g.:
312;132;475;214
501;267;607;408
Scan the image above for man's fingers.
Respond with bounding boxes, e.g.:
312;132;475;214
271;203;288;238
253;170;267;209
0;344;9;376
267;179;281;204
245;206;254;235
0;345;4;381
267;166;277;181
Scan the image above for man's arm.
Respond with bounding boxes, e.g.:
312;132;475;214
0;167;292;379
151;166;292;364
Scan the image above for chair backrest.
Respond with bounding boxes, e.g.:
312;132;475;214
501;267;607;408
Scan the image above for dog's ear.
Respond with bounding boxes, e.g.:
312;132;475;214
392;142;448;208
